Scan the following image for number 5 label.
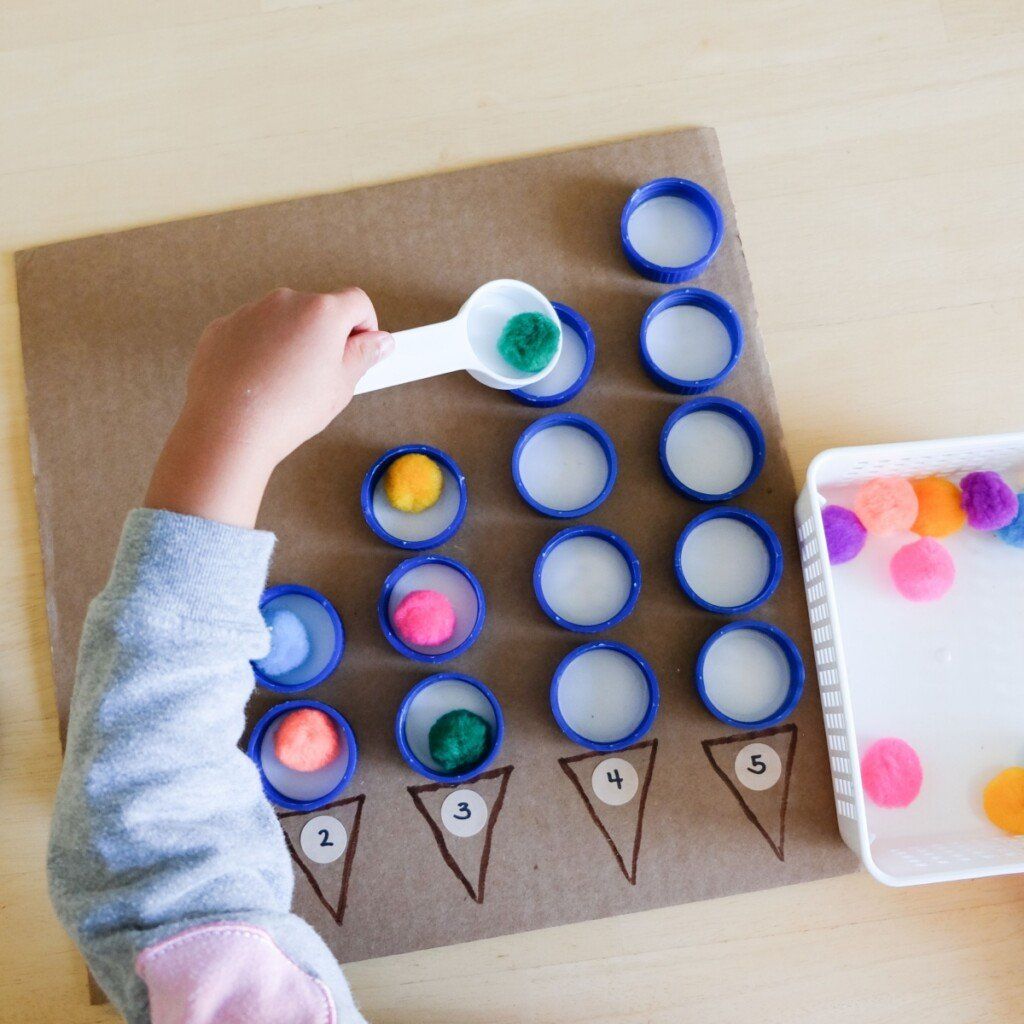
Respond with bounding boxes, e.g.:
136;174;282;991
734;743;782;791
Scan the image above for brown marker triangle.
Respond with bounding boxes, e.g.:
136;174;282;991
407;765;513;904
558;739;657;885
702;724;797;862
279;794;365;925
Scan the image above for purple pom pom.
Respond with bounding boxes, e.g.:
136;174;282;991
960;471;1018;531
823;504;867;565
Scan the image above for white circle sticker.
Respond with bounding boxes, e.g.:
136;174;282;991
591;758;640;805
441;789;488;838
299;815;348;864
734;743;782;791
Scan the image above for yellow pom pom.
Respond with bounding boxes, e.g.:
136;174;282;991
911;476;966;538
384;453;443;513
983;767;1024;835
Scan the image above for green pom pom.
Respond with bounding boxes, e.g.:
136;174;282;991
497;312;560;373
428;709;492;774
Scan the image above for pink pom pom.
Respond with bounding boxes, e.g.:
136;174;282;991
854;477;919;535
861;738;922;808
393;589;456;647
890;537;955;601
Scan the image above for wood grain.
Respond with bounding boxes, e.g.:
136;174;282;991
1;2;1022;1021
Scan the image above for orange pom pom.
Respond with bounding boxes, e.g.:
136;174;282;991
983;767;1024;835
274;708;341;773
911;477;966;538
854;477;918;535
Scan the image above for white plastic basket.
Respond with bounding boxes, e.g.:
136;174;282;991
795;432;1024;885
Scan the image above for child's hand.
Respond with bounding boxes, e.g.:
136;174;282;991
145;288;393;528
186;287;393;463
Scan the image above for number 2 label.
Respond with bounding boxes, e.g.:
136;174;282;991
300;815;348;865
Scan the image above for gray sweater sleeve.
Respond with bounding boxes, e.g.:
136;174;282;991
47;509;367;1023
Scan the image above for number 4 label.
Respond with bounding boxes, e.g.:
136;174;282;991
591;758;639;806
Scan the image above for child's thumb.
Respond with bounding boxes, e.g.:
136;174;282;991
343;329;395;381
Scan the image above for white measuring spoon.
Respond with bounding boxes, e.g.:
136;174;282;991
354;278;562;394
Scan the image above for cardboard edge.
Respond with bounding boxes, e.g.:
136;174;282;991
12;126;718;263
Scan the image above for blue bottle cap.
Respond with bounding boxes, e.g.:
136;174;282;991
395;673;505;784
550;641;659;751
620;178;724;283
247;700;358;812
639;288;743;394
510;302;596;407
361;444;467;551
659;397;766;502
379;555;486;663
534;525;641;632
512;413;617;518
675;507;783;614
695;621;804;730
252;584;344;693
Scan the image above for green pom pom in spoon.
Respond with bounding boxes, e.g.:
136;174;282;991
497;312;561;374
355;279;562;395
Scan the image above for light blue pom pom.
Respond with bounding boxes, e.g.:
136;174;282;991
257;608;311;677
995;493;1024;549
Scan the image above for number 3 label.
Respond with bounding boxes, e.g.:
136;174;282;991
734;743;782;791
441;790;488;838
300;815;348;864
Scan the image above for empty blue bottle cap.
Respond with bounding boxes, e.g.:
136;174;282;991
659;397;766;502
639;288;743;395
675;507;783;614
620;178;724;283
550;641;659;751
512;413;617;518
534;525;641;633
695;622;804;729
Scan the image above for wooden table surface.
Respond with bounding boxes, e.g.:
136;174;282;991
1;2;1022;1021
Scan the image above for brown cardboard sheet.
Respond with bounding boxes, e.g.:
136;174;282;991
16;128;857;966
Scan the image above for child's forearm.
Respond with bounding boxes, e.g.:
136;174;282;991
48;510;366;1022
144;411;277;529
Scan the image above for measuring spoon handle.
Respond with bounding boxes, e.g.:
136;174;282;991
353;318;470;395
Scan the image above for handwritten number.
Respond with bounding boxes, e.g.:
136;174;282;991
747;754;767;775
453;801;472;821
606;769;624;790
318;828;334;847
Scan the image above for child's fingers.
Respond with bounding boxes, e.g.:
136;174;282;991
330;286;378;333
342;329;395;383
